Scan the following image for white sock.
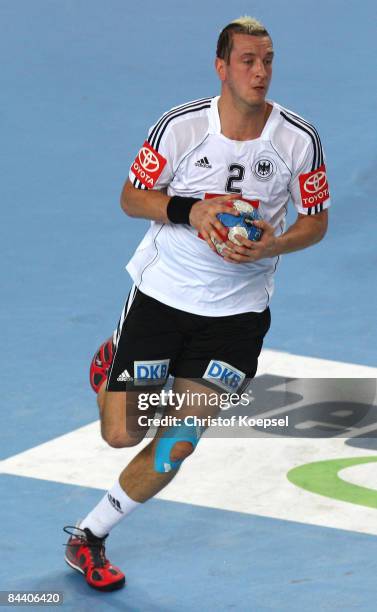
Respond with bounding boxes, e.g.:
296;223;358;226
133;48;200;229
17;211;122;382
80;479;140;538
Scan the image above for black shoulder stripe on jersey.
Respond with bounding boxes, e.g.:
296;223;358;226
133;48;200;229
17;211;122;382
285;110;324;169
280;111;322;170
153;104;212;152
280;111;323;171
149;99;213;151
148;97;212;146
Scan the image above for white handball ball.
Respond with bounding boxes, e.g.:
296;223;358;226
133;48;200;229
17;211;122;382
232;200;255;214
228;226;248;245
212;199;263;256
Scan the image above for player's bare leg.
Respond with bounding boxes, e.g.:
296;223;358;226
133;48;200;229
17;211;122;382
94;371;192;499
96;375;221;503
118;378;221;502
91;338;152;447
95;382;136;446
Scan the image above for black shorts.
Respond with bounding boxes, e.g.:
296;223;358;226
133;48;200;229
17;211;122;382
107;288;271;393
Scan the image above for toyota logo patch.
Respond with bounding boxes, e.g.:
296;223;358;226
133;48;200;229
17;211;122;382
138;147;160;172
303;171;327;193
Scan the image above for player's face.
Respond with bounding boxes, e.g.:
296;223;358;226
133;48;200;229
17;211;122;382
217;34;274;109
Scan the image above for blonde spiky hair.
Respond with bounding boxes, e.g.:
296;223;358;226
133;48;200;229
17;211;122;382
216;15;271;63
231;15;267;32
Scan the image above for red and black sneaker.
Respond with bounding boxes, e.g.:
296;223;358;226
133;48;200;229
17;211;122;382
64;525;125;591
89;337;114;394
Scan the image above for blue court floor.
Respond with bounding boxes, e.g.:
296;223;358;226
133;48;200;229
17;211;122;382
2;474;377;611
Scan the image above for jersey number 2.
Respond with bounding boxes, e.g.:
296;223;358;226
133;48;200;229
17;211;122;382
226;164;245;194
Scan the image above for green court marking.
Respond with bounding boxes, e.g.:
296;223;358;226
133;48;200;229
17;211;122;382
287;456;377;509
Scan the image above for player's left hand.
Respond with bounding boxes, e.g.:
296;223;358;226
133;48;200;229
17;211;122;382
222;220;279;263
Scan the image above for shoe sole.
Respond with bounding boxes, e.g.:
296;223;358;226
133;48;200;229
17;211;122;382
64;555;126;591
64;555;85;575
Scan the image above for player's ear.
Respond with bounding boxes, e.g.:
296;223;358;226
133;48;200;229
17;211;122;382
215;57;226;82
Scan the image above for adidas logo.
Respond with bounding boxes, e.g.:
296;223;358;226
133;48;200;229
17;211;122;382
117;369;133;382
107;493;124;514
195;156;212;169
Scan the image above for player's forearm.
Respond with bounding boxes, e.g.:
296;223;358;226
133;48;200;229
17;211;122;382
121;180;170;223
273;211;328;256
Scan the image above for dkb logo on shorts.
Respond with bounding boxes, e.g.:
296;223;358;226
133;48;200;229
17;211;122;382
204;360;246;391
134;359;170;385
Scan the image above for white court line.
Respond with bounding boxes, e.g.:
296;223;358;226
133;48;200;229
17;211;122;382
1;349;377;534
258;348;377;378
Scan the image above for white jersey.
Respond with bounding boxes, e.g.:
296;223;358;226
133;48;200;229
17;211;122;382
127;96;330;316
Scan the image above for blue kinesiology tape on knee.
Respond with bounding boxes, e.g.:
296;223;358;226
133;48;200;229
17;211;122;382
154;423;203;473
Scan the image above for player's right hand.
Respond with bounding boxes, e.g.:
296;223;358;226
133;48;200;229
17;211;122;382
189;195;240;253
